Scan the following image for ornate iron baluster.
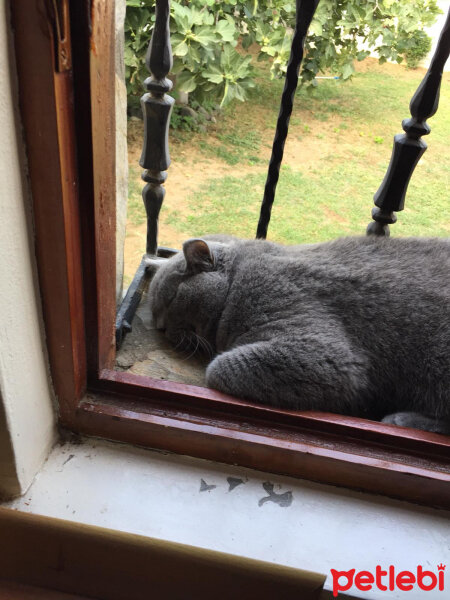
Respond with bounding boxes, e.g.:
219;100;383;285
367;8;450;236
140;0;174;255
256;0;321;240
116;0;175;348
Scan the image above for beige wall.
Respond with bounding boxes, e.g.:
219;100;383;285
0;1;56;498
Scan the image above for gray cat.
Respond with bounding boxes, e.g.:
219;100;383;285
148;235;450;434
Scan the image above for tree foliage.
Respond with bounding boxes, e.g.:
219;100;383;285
125;0;440;111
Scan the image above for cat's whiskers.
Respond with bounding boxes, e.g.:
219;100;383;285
196;333;214;360
181;332;200;361
172;331;187;352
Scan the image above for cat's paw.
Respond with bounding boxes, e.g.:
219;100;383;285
382;412;450;435
205;356;232;394
382;412;414;427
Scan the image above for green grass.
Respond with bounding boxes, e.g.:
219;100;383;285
127;167;146;226
130;60;450;245
198;129;263;166
164;160;450;242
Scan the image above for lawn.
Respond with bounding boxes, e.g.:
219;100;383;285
124;58;450;283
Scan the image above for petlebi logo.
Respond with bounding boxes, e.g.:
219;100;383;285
330;564;446;597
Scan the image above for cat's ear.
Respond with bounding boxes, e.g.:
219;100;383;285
183;238;214;274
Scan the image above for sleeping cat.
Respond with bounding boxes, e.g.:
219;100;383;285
148;235;450;434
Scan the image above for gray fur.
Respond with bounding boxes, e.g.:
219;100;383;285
148;236;450;434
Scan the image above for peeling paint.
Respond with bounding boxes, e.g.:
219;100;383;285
199;478;217;492
258;482;293;508
227;477;245;492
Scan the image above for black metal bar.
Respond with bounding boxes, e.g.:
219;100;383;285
140;0;174;254
115;248;177;349
116;0;174;348
367;8;450;236
115;257;149;349
256;0;321;240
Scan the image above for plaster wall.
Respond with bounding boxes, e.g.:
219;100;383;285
0;1;56;497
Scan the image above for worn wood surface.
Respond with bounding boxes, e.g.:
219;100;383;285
0;580;89;600
89;1;117;371
11;0;87;420
69;0;98;379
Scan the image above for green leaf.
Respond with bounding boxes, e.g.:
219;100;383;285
192;26;217;47
186;44;202;65
220;79;232;107
341;62;355;80
176;70;198;93
216;19;237;42
357;50;370;61
202;66;224;84
172;14;191;34
309;20;323;37
173;39;189;57
172;3;193;25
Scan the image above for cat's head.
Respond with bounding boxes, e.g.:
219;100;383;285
148;238;232;351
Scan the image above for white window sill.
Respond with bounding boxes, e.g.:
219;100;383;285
1;437;449;599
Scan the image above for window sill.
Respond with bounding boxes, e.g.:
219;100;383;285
71;379;450;509
2;437;449;600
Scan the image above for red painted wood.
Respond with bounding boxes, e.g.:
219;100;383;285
11;0;87;419
98;369;450;458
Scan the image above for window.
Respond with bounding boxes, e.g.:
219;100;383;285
11;0;450;509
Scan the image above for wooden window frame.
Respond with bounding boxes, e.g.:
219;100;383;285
11;0;450;509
